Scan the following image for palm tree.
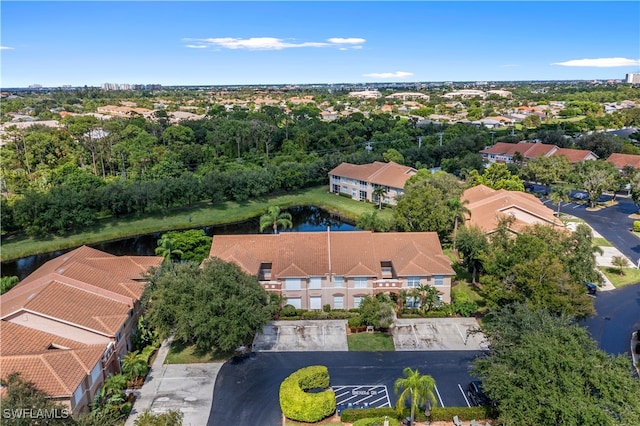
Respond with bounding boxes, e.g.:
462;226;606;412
155;234;183;263
394;367;437;425
259;206;293;234
372;185;387;210
549;190;569;217
448;198;471;251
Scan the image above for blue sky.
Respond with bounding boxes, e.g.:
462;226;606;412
1;1;639;88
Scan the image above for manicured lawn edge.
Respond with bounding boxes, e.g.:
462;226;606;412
1;186;391;262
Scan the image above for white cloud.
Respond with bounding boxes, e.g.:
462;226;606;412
0;46;14;50
183;36;365;50
363;71;414;79
552;57;640;67
327;38;366;45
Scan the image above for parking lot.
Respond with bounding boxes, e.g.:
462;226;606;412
209;351;484;426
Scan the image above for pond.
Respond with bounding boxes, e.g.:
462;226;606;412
1;206;357;280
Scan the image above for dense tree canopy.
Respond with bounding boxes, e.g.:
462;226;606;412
473;304;640;426
144;259;270;353
393;171;465;240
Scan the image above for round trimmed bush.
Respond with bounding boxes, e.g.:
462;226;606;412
279;365;336;422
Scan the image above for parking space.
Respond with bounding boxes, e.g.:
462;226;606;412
252;320;348;351
392;318;488;351
333;385;391;412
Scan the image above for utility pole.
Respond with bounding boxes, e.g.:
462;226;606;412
438;132;443;146
418;136;422;149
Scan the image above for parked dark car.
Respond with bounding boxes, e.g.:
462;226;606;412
467;380;492;406
585;281;597;295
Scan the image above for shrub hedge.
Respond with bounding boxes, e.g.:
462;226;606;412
353;416;401;426
634;221;640;232
340;408;398;422
279;365;336;423
430;406;493;421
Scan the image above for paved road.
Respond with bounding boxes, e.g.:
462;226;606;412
581;282;640;356
547;196;640;264
208;351;484;426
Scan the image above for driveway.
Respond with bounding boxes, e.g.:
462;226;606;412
208;351;485;426
253;320;348;351
581;282;640;356
554;197;640;264
392;318;488;351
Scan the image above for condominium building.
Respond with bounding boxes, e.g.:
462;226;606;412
209;230;455;310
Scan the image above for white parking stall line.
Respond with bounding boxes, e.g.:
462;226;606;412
458;383;471;407
573;204;583;209
562;202;573;207
369;395;391;407
434;385;444;408
454;324;466;343
542;199;552;204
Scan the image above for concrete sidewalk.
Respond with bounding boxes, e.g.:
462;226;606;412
125;336;223;426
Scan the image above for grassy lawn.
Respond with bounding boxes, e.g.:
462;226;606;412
599;267;640;288
164;340;230;364
347;332;395;351
451;281;484;304
1;186;392;262
592;237;613;247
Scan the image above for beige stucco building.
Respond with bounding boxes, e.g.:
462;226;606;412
209;230;455;310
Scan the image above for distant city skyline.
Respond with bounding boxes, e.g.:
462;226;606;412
1;1;639;88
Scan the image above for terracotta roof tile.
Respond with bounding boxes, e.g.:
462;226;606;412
554;147;598;162
0;322;88;355
329;162;417;189
607;153;640;169
0;346;104;397
210;231;455;279
462;184;563;234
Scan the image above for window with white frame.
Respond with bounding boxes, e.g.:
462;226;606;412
309;297;322;310
90;363;101;386
285;278;301;290
309;277;322;289
352;189;357;197
407;276;421;287
342;186;349;194
333;296;344;309
286;297;302;309
353;296;364;308
354;277;368;288
333;276;344;287
434;275;444;286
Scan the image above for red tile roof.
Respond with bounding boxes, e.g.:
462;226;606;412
0;322;88;355
209;231;454;278
607;153;640;169
0;346;104;397
462;185;563;234
480;142;596;163
329;162;417;189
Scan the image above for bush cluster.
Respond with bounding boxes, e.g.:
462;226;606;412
634;221;640;232
340;408;398;422
429;406;492;421
352;416;401;426
279;365;336;423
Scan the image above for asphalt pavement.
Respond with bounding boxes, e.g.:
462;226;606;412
551;196;640;265
581;282;640;356
207;351;485;426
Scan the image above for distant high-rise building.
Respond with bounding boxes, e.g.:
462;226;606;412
625;73;640;84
